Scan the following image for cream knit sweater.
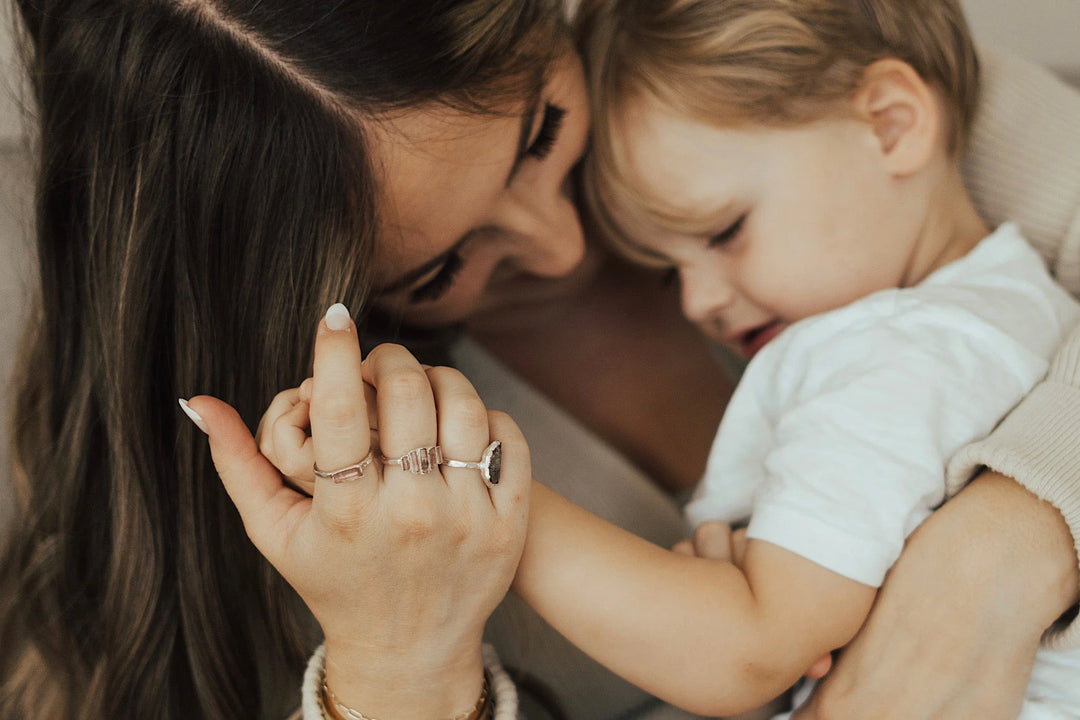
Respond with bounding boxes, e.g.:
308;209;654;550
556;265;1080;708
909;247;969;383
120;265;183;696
952;50;1080;650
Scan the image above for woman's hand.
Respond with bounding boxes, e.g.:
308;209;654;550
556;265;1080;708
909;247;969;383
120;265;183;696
792;472;1079;719
183;305;531;720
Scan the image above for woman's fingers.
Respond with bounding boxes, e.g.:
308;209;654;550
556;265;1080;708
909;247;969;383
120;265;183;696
484;409;530;519
426;366;491;512
310;304;372;470
301;375;378;432
182;395;308;564
308;304;381;527
362;344;438;473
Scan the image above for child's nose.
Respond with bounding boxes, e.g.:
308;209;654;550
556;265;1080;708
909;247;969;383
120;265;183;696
680;270;736;327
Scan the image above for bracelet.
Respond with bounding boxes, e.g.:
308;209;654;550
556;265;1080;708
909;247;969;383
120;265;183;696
320;669;492;720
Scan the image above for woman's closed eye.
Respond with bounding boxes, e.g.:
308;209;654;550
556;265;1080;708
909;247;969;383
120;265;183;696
707;214;746;248
409;251;464;303
526;103;566;161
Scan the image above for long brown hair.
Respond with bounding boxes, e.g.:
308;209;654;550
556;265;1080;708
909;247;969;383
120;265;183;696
0;1;561;717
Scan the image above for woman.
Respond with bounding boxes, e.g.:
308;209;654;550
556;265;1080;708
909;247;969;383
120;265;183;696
0;0;1077;718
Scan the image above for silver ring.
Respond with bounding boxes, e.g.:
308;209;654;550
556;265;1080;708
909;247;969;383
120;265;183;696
313;449;376;484
444;441;502;487
382;445;444;475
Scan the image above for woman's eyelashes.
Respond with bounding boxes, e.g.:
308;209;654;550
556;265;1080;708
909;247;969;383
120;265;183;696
707;214;746;248
405;104;566;305
526;103;567;161
409;251;464;304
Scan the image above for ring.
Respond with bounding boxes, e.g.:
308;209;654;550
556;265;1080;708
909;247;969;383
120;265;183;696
444;441;502;487
382;445;444;475
313;449;376;484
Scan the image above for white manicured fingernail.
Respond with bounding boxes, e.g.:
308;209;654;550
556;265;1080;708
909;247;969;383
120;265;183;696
325;303;351;331
178;398;209;435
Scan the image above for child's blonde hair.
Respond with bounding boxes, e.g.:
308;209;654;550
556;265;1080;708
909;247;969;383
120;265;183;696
577;0;980;250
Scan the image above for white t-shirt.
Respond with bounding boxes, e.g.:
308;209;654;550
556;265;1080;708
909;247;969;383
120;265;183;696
684;223;1080;715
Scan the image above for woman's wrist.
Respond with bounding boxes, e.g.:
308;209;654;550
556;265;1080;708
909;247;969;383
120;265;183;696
322;638;487;720
322;668;492;720
942;471;1079;632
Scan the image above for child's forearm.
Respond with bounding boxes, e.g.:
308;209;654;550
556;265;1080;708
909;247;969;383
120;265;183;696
513;482;779;713
513;481;874;716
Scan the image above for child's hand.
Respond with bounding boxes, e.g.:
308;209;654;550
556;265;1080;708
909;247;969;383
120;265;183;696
672;521;747;567
254;379;310;490
255;375;380;492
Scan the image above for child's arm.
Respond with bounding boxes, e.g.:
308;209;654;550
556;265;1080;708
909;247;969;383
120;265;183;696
513;481;876;717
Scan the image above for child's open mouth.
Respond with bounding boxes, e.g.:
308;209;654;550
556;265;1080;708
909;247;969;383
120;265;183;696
739;320;786;358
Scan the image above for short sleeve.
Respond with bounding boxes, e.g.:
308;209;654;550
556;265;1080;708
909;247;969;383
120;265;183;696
747;309;1048;587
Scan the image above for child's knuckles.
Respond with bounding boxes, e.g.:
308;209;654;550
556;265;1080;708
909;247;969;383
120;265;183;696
258;432;275;461
283;456;311;482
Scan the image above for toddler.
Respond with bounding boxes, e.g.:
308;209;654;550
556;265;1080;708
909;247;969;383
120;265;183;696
510;0;1080;716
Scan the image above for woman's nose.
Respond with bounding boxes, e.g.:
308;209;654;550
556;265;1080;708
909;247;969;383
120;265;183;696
501;177;586;278
680;269;736;327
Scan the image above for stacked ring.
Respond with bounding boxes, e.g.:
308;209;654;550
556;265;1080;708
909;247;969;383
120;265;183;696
316;443;503;487
382;445;444;475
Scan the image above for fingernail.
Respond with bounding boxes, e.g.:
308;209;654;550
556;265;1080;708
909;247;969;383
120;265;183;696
178;398;209;435
325;303;351;331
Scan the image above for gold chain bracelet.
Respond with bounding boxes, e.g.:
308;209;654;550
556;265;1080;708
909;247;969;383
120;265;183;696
320;669;492;720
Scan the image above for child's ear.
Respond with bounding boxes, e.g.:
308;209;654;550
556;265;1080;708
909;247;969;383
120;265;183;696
852;59;940;176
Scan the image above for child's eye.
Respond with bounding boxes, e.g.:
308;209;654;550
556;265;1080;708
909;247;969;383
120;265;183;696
526;103;567;161
707;214;746;248
409;252;464;304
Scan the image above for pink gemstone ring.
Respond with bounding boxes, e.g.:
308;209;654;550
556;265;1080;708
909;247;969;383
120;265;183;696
381;445;444;475
313;449;377;483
